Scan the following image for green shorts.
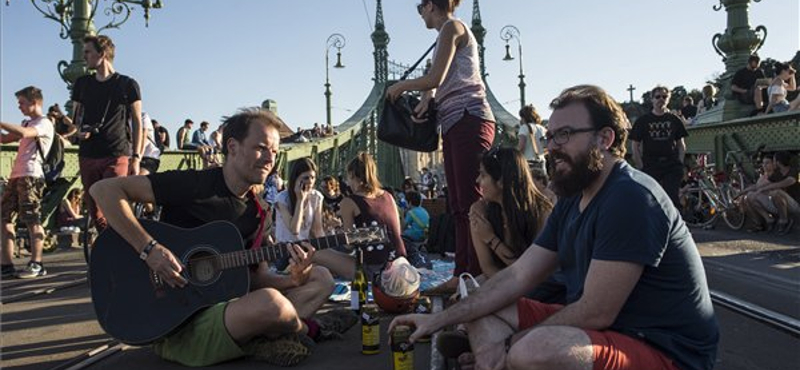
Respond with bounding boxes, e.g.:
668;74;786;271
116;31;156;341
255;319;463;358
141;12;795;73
153;302;245;367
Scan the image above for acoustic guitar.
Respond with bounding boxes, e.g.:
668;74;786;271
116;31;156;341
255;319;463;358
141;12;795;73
90;219;386;345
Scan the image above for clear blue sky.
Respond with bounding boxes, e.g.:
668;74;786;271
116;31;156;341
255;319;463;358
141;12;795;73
1;0;797;137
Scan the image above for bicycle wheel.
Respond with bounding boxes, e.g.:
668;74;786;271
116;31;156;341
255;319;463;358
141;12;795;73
721;186;746;230
680;188;718;228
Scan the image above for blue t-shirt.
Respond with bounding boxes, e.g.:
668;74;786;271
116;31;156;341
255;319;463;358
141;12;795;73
534;161;718;370
402;206;429;242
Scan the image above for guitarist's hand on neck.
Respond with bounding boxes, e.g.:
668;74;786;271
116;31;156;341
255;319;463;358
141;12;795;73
287;242;316;287
147;243;187;288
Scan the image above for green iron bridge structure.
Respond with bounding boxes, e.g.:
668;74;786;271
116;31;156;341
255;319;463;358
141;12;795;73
2;0;799;230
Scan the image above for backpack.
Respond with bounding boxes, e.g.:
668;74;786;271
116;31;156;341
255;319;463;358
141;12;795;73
36;134;65;185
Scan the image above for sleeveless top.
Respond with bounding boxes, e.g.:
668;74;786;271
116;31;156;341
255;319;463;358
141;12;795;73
768;83;788;104
434;19;495;135
349;191;405;265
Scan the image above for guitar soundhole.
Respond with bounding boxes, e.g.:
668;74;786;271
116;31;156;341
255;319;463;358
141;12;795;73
186;249;220;286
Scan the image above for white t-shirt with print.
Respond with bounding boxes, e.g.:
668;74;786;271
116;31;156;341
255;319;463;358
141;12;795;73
10;116;54;179
517;123;547;161
274;189;323;242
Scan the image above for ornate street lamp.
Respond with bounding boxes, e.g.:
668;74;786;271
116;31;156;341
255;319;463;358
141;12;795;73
325;33;346;127
8;0;164;90
500;25;525;110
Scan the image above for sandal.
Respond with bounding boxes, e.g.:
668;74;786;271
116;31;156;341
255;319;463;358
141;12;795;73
777;219;795;235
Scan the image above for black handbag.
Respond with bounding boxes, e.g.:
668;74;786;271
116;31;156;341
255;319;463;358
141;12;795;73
378;42;440;153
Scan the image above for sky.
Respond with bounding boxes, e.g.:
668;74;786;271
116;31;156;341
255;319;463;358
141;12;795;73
1;0;798;137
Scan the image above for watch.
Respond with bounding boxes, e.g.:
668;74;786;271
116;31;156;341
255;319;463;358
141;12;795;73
139;239;157;261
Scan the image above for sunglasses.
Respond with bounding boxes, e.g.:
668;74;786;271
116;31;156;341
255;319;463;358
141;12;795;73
654;95;669;100
417;2;427;14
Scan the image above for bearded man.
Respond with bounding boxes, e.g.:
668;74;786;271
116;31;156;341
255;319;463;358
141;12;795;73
390;85;718;370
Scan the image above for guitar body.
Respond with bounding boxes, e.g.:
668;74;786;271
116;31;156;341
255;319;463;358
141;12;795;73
90;220;249;345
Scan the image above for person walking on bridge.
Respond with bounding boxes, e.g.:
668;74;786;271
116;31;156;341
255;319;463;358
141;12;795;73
387;0;496;292
630;86;688;209
71;35;144;232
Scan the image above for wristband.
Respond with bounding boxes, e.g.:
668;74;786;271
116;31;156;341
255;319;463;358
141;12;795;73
139;239;157;261
131;153;141;159
486;235;498;246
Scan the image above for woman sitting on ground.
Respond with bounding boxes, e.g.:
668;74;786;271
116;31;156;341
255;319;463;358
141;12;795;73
469;147;553;277
58;188;85;230
313;152;406;280
274;157;325;243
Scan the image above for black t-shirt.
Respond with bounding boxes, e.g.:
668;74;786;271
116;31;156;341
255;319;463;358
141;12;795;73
535;162;719;370
630;112;688;165
323;193;343;213
681;105;698;119
731;67;765;93
767;166;800;201
72;73;141;158
148;168;261;245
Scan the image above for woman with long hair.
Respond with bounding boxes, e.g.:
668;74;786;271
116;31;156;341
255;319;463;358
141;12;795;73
313;152;405;280
386;0;495;291
765;62;797;114
58;188;85;229
274;157;324;243
469;147;553;277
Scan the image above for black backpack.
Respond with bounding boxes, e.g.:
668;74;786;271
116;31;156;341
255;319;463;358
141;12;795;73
36;134;65;185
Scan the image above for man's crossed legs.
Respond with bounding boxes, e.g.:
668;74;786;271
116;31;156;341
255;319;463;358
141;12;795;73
456;298;679;370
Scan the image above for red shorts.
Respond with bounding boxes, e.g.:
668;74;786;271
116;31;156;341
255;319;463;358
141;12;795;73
517;298;680;370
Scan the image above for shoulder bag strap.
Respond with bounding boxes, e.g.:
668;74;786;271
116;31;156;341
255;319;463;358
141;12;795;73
400;42;437;81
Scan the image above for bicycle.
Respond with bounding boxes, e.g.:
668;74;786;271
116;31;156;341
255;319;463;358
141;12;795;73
680;157;745;229
680;146;765;230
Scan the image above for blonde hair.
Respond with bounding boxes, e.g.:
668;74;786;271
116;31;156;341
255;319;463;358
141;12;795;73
346;152;382;195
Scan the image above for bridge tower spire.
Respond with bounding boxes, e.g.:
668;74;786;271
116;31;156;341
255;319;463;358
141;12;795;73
471;0;488;79
371;0;390;84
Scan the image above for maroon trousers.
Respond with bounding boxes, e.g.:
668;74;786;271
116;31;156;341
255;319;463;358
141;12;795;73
79;156;129;230
442;114;495;276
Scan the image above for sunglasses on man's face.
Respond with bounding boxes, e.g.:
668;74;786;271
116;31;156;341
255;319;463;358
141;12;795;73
654;95;669;100
417;2;426;14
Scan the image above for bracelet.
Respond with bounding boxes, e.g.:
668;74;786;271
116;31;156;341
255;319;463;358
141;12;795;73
492;239;502;253
131;153;141;159
486;235;498;246
139;239;158;261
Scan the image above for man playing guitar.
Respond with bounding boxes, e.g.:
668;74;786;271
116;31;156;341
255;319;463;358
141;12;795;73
90;109;353;367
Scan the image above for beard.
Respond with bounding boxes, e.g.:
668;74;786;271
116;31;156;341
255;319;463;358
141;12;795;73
549;146;605;198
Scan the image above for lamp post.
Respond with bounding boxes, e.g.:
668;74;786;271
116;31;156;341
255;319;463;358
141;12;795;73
325;33;346;127
500;25;525;110
9;0;163;88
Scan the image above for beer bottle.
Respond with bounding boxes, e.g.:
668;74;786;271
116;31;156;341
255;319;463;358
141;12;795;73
361;303;380;354
391;325;414;370
351;248;368;312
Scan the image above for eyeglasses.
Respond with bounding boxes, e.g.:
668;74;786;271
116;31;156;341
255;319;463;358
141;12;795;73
543;127;597;146
416;2;426;14
654;95;669;100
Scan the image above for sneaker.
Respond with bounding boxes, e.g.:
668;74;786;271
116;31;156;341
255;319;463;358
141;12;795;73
313;308;359;341
1;264;16;279
16;262;47;279
243;333;313;367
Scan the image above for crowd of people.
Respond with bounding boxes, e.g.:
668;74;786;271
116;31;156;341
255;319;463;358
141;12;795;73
2;1;799;368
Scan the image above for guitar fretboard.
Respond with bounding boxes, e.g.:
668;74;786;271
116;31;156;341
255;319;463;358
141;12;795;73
215;233;349;270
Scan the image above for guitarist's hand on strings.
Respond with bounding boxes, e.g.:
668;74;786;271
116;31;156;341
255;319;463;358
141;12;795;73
147;244;187;288
287;242;315;287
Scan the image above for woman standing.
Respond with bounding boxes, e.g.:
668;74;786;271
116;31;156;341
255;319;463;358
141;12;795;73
386;0;495;289
517;104;547;175
469;148;552;277
274;158;325;243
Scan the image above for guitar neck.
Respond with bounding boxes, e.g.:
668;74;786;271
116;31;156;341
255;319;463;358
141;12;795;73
218;233;348;270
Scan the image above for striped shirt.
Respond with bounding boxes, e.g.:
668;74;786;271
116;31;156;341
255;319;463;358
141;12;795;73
434;19;495;135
